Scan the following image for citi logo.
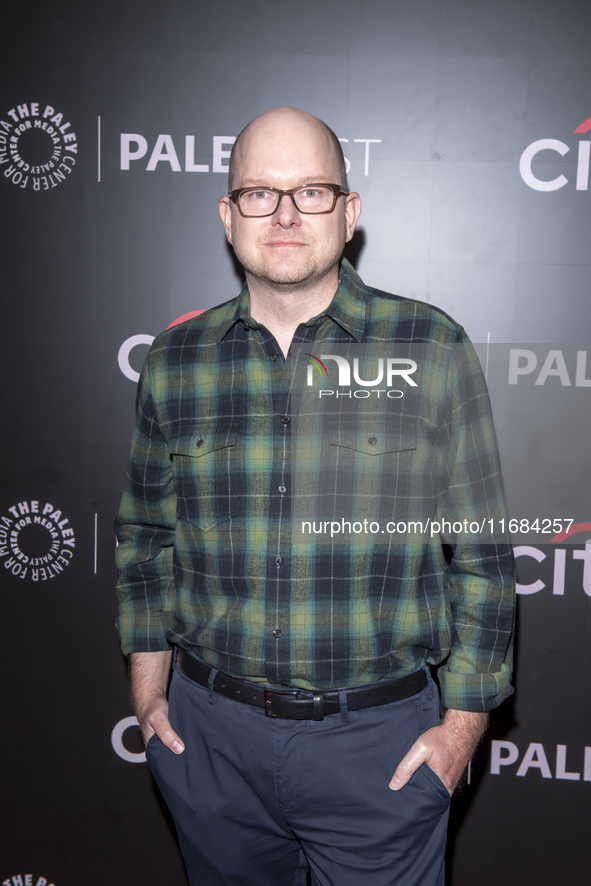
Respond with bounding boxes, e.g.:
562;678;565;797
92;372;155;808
515;537;591;597
519;117;591;191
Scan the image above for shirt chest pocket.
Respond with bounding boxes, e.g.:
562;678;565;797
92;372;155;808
169;420;241;532
322;420;417;520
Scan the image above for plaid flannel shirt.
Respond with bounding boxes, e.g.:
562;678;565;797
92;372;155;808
115;258;515;711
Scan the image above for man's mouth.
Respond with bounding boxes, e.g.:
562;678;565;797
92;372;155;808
265;240;307;247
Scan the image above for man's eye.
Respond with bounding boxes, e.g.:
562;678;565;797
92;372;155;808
254;190;270;199
302;189;319;198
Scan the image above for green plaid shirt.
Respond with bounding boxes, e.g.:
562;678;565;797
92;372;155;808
115;258;515;711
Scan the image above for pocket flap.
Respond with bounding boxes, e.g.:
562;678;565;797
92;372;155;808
169;420;240;458
327;419;416;456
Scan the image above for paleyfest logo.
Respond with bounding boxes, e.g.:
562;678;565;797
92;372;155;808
519;116;591;191
0;500;75;581
0;101;78;191
119;134;382;177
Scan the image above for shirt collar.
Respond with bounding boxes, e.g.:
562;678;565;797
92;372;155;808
305;257;366;342
217;257;367;344
217;283;255;343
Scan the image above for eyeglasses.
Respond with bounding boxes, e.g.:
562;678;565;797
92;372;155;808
229;183;349;217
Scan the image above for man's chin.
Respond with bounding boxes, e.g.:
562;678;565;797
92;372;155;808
241;258;315;288
242;256;340;289
260;269;314;286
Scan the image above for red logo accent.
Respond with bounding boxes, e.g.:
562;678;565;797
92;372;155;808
574;118;591;134
167;309;207;329
550;522;591;543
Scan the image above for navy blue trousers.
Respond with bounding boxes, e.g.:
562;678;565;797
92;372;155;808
146;661;451;886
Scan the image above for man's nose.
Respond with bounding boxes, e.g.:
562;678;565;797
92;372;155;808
272;193;301;225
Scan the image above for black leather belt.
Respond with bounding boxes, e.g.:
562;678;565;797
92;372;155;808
176;648;428;721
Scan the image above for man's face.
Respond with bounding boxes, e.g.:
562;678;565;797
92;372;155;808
219;110;361;290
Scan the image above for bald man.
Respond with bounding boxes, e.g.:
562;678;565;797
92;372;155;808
115;108;515;886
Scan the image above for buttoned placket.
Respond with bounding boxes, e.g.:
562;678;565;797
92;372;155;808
244;321;319;686
237;304;360;687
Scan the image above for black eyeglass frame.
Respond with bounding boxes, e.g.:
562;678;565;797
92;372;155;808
228;183;350;217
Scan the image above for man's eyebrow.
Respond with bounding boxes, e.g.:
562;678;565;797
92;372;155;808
236;178;329;189
237;180;274;188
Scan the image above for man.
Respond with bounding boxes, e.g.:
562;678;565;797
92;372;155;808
115;107;515;886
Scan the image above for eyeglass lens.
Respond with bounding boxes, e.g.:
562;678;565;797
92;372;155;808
238;185;336;216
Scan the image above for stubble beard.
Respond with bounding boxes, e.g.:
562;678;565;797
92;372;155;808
244;254;324;289
231;221;346;292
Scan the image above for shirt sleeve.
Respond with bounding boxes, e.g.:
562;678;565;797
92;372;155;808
436;333;516;712
114;354;178;655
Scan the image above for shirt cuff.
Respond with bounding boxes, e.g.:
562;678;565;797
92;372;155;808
437;664;514;712
116;612;173;656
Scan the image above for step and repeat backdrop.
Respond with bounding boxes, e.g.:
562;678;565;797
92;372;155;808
1;1;590;884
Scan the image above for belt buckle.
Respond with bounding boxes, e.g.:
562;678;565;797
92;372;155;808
312;692;325;721
264;688;326;721
264;687;300;719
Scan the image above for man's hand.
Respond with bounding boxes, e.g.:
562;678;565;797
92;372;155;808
129;650;185;754
389;709;488;795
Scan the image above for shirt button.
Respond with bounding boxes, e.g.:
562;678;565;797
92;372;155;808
196;438;204;448
281;415;290;425
272;629;282;638
275;556;283;566
270;353;277;362
278;485;287;494
368;436;377;445
243;322;249;330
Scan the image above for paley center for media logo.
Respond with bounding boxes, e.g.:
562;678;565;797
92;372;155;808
304;353;418;399
2;876;55;886
0;101;78;191
519;115;591;191
0;500;76;581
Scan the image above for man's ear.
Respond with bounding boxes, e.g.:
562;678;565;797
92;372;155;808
219;196;233;244
344;192;362;243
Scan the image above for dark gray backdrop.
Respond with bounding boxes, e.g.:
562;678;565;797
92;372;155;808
2;1;590;884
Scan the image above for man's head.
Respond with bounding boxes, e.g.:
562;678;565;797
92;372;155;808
219;108;361;292
227;111;348;191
